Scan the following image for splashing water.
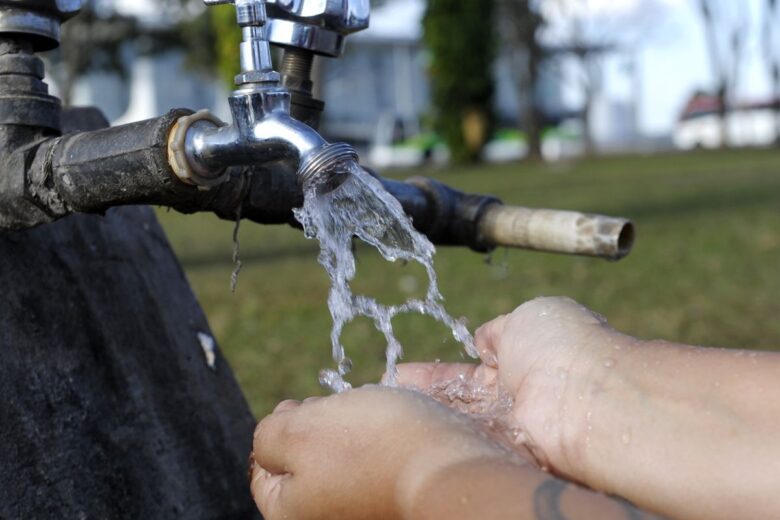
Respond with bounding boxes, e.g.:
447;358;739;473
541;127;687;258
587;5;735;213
294;160;477;392
414;374;530;456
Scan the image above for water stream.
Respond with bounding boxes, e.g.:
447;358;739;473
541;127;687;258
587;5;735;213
294;159;477;392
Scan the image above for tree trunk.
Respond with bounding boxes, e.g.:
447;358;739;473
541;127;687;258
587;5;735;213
716;82;729;148
522;47;543;160
773;64;780;145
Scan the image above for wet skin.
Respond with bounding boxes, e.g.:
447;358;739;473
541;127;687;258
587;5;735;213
250;297;780;520
250;387;661;520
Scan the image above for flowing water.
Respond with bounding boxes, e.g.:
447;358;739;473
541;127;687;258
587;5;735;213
417;374;528;455
294;159;477;392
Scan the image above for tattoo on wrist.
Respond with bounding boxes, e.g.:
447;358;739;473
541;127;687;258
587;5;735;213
533;479;568;520
533;479;663;520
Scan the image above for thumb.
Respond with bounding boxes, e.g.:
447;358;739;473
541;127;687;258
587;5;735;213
474;314;509;368
250;461;294;520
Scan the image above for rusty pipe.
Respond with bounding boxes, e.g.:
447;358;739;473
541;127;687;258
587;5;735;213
477;205;635;261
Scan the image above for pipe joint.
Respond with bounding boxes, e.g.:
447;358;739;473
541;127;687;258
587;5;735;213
406;176;501;253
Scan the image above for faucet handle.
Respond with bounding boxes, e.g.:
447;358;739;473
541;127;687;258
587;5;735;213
202;0;280;86
265;0;370;57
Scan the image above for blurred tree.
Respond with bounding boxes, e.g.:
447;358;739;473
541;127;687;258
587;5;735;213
423;0;497;163
540;0;667;155
55;0;215;105
540;0;620;155
696;0;748;148
205;4;241;88
764;0;780;145
497;0;545;160
57;0;138;105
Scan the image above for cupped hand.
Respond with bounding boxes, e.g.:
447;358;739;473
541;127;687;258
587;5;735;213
250;386;521;520
396;297;640;480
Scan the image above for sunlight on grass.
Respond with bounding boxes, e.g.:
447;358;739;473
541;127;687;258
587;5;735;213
158;149;780;417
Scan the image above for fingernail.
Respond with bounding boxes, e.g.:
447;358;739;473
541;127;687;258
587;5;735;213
480;348;498;366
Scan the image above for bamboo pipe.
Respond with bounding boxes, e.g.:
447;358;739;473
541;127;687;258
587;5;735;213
477;204;635;261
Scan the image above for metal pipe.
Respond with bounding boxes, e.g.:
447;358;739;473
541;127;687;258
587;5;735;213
478;205;635;261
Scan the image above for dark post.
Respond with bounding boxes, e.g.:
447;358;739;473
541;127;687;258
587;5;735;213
0;2;259;518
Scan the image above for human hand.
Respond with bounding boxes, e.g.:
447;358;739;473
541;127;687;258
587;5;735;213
396;297;640;480
249;386;522;520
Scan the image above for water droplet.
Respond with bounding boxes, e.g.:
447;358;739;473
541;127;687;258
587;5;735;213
557;368;568;380
603;358;615;368
338;357;353;376
621;431;631;445
319;368;352;393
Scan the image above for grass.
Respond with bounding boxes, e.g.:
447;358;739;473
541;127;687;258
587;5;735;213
157;148;780;417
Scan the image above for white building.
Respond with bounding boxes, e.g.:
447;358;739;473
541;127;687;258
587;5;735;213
674;105;780;150
62;0;640;165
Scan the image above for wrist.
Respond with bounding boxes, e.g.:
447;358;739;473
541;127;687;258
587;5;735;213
552;330;648;483
399;455;535;520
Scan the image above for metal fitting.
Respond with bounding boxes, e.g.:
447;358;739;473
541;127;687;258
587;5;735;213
168;110;229;189
297;142;357;185
204;0;276;86
0;0;84;50
266;0;369;57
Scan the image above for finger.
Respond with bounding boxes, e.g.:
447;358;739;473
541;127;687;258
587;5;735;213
303;396;321;404
394;362;480;388
474;314;509;367
250;461;299;520
253;411;301;476
273;399;301;413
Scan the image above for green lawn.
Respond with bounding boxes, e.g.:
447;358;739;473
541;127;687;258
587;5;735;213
157;148;780;417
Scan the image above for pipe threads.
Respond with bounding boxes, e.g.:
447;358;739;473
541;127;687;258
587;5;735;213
297;142;358;185
280;49;314;80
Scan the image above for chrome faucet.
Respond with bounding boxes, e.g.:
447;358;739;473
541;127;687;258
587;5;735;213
169;0;361;190
266;0;370;58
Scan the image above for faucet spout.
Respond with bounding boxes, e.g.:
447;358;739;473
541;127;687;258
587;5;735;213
169;86;357;188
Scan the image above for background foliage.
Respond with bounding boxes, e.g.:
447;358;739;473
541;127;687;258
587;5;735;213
422;0;497;163
205;5;242;88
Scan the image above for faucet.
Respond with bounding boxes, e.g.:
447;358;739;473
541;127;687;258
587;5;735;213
0;0;634;260
168;0;359;190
